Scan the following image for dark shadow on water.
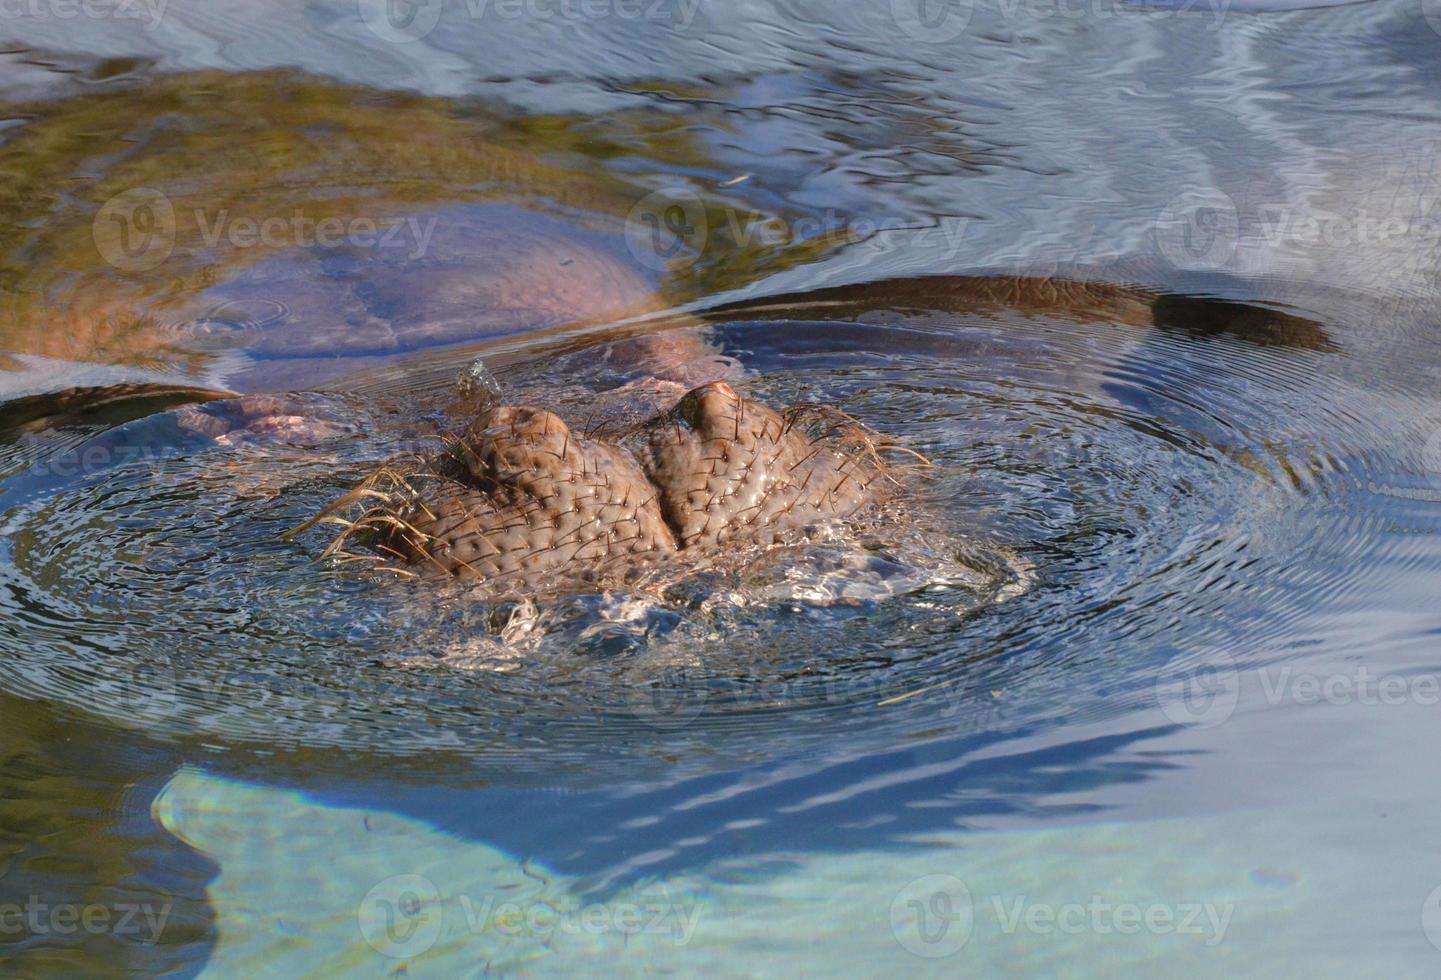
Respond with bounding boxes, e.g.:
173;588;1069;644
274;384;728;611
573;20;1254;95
270;720;1191;896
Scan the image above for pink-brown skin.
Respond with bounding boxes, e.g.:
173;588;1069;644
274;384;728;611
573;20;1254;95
173;392;358;447
380;380;885;594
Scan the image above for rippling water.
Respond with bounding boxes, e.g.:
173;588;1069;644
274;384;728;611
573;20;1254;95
4;0;1441;974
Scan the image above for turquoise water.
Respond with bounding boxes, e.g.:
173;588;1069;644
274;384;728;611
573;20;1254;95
4;0;1441;975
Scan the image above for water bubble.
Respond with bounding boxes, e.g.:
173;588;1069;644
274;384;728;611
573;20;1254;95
456;358;505;421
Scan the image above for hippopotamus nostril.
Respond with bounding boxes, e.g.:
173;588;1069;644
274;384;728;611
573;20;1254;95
675;380;740;430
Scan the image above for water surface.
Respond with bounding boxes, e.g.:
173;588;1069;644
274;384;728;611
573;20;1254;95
3;0;1441;974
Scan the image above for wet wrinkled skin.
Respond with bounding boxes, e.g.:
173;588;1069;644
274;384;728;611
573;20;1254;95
367;380;888;593
174;392;360;448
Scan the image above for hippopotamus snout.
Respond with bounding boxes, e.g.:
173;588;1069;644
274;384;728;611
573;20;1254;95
376;380;888;592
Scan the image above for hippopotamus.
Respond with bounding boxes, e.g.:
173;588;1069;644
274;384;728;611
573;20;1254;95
40;200;918;602
5;194;1339;610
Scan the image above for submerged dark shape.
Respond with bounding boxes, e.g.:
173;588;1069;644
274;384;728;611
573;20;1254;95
703;268;1336;352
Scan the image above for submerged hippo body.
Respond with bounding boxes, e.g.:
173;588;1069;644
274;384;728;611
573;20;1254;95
131;201;911;599
9;195;1338;608
7;185;1339;610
